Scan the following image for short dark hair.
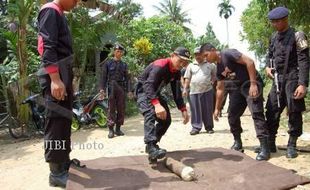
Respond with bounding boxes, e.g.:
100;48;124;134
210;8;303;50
200;43;216;52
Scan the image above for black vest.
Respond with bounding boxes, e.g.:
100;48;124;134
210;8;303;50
271;28;298;76
106;59;127;82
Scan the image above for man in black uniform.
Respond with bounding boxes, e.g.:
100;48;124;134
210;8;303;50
37;0;82;187
200;43;270;161
265;7;309;158
136;47;190;163
99;43;133;138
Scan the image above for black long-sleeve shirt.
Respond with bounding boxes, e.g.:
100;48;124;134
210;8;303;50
37;2;73;74
138;58;186;112
99;59;130;92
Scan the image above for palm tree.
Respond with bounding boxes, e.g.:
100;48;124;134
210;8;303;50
218;0;235;47
198;22;224;50
153;0;190;26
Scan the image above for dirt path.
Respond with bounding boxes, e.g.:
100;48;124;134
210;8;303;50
0;108;310;190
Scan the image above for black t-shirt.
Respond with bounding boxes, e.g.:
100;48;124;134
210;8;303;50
216;49;249;83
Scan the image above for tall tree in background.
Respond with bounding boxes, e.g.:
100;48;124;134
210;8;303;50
115;0;143;24
241;0;310;61
218;0;235;47
197;22;225;50
153;0;190;29
240;0;271;62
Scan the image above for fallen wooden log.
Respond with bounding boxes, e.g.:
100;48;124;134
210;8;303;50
164;157;196;181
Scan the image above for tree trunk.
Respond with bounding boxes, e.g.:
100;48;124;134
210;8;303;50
17;20;30;132
15;0;33;133
73;50;88;93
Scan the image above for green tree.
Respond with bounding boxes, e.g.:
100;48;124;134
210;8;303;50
240;0;271;61
218;0;235;47
261;0;310;34
240;0;310;62
153;0;190;30
197;22;226;50
117;16;195;76
3;0;38;132
114;0;143;24
68;6;119;92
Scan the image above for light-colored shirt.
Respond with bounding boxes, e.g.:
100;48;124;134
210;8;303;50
184;61;217;94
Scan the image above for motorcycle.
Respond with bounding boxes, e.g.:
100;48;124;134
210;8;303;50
21;93;45;135
71;91;108;131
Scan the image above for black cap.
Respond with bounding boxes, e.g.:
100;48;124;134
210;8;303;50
174;47;190;61
114;43;125;51
268;7;289;20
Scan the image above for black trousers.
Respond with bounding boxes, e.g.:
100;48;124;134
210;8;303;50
43;86;73;163
228;84;268;139
107;82;126;127
265;80;305;139
136;91;171;144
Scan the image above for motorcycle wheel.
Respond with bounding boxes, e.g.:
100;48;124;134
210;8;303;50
91;105;107;128
8;116;24;139
33;115;45;135
71;114;80;131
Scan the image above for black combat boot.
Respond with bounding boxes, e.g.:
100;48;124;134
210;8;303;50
115;125;124;136
254;137;277;153
256;138;270;161
231;135;244;152
108;126;114;138
145;142;166;164
154;144;167;153
269;138;277;153
286;136;298;158
49;162;68;188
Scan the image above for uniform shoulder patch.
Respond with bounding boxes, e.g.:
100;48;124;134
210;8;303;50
295;31;308;51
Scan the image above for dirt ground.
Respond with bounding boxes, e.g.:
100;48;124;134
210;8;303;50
0;106;310;190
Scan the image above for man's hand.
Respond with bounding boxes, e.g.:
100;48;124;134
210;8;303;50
182;111;189;124
265;67;274;79
294;85;307;99
127;92;134;100
213;109;220;121
249;83;259;98
154;104;167;120
51;79;66;101
98;90;106;100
